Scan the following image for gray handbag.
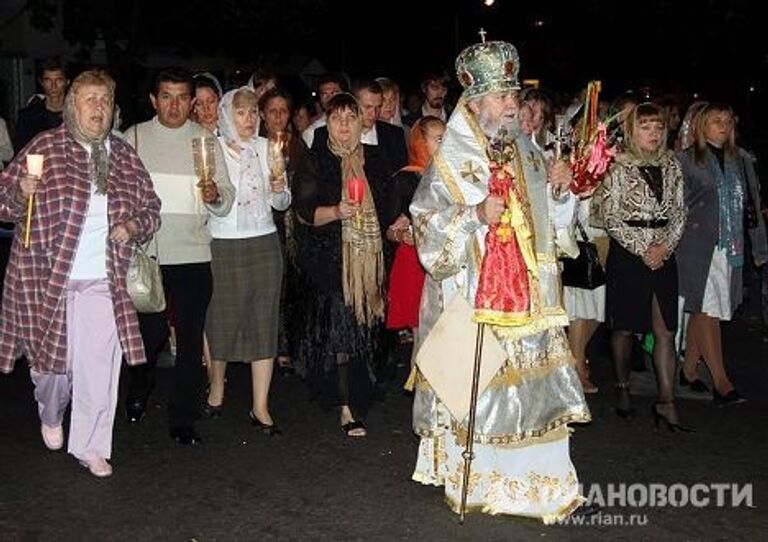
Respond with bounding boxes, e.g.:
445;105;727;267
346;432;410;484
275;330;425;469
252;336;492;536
126;241;165;313
126;124;165;313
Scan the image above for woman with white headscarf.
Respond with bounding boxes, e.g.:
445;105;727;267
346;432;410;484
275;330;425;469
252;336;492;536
205;87;291;435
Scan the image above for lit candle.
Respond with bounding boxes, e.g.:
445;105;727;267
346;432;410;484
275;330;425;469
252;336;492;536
347;177;365;229
26;154;44;177
348;177;365;204
24;154;44;249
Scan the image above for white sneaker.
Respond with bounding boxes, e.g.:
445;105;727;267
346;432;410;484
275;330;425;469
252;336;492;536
40;424;64;450
79;456;113;478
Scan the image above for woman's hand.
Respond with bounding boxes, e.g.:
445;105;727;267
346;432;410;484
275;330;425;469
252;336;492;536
643;243;669;270
270;174;286;193
201;181;220;204
18;174;39;202
387;215;413;244
335;200;360;221
109;220;139;244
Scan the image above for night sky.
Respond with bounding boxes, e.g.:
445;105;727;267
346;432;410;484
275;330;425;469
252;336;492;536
208;1;762;99
48;0;766;138
57;1;763;95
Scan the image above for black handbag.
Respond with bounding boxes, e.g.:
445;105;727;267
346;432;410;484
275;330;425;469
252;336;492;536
560;221;606;289
741;157;759;230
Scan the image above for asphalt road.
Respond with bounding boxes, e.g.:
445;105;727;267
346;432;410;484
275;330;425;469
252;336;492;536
1;302;766;541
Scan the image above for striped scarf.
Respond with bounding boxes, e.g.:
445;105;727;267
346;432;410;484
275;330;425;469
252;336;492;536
328;136;384;326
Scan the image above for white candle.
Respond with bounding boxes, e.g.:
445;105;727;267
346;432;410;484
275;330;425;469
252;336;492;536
26;154;44;177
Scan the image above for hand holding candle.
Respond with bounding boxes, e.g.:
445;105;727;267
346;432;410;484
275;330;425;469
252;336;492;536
267;132;287;180
347;177;365;229
192;136;219;203
23;154;44;248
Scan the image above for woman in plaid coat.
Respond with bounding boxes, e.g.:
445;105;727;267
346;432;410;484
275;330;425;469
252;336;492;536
0;70;161;477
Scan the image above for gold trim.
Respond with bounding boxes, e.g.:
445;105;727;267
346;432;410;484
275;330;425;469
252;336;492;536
509;142;536;249
413;368;431;392
412;471;443;487
442;487;584;523
460;99;489;149
433;151;465;205
541;495;587;525
536;253;560;264
450;413;589;448
474;308;530;327
471;236;483;270
487;355;573;388
491;312;570;341
403;365;418;391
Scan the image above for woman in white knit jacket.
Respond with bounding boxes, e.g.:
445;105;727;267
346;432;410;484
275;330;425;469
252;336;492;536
205;87;291;435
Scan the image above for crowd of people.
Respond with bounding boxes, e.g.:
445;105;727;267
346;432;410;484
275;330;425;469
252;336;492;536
0;38;766;523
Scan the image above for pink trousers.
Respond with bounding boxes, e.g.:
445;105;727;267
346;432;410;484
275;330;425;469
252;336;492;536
30;279;123;460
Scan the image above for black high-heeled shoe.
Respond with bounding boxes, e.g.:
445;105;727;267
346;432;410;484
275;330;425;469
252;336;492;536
204;402;223;418
249;411;283;436
615;382;636;418
651;402;694;433
679;370;709;393
713;388;746;406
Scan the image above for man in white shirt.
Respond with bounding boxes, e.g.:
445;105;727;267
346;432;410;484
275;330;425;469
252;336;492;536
302;73;347;148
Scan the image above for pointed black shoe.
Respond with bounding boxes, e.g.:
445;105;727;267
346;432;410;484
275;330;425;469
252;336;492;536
204;402;223;418
651;403;694;433
614;382;635;419
249;411;282;436
679;370;709;393
713;389;746;406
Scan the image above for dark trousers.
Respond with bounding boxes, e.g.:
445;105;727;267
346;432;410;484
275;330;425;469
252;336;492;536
127;262;213;429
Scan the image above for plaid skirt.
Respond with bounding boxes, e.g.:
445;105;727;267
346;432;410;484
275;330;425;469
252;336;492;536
206;233;283;361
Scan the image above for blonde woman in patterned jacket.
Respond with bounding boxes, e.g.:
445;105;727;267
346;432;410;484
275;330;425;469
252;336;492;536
598;103;689;431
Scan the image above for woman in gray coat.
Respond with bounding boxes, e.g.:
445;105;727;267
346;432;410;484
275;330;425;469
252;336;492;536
676;102;768;405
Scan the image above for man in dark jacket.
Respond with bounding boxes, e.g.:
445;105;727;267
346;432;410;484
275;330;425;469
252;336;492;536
403;70;451;127
14;58;69;151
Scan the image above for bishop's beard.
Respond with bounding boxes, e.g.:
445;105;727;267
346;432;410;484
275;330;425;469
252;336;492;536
478;110;521;141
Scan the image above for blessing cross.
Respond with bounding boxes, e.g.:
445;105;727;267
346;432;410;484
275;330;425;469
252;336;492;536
460;160;483;184
478;28;487;43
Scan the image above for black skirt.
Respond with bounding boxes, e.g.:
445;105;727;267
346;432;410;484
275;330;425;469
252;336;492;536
605;238;678;332
295;284;381;416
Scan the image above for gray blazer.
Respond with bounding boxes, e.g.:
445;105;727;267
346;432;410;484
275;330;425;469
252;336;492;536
676;147;768;313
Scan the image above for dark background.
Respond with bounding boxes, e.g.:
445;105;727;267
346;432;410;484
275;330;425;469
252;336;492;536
11;1;768;147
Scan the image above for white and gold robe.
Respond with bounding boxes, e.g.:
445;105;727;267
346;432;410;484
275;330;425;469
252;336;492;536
409;103;591;522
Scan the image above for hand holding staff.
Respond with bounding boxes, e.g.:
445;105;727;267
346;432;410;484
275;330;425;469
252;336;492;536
23;154;44;248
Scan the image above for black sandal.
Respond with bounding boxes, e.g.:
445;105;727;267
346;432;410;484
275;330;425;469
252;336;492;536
341;420;367;437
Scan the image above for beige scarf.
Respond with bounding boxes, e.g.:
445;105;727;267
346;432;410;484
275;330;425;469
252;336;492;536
328;129;384;326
